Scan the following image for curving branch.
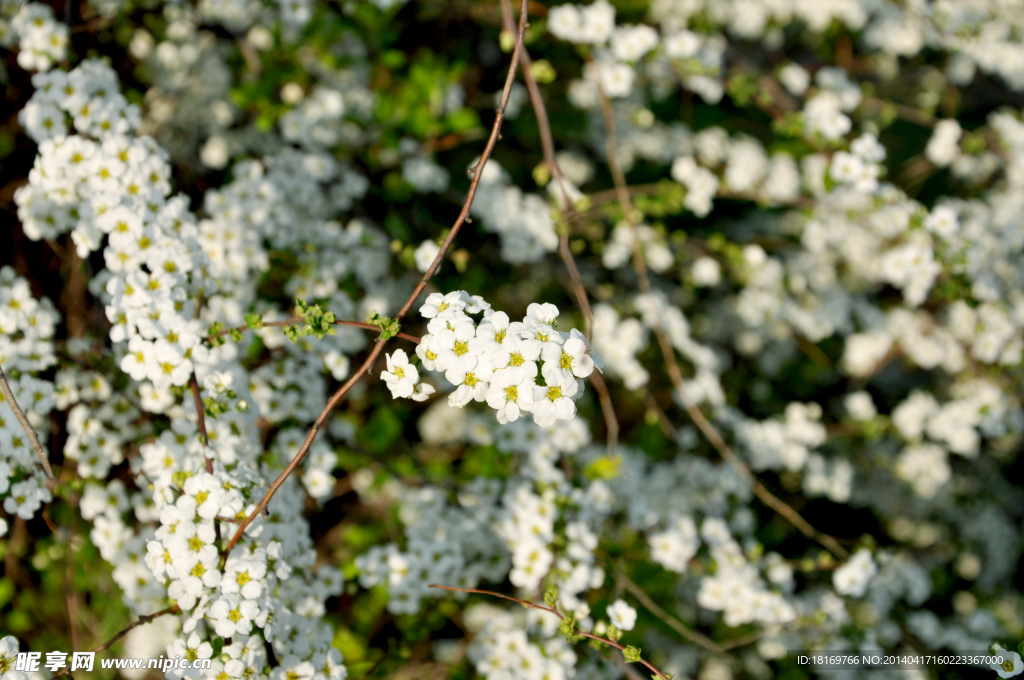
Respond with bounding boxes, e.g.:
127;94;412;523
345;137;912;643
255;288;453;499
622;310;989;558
0;364;54;478
52;604;181;678
222;0;533;560
428;584;671;680
595;89;849;561
497;0;620;454
394;0;532;321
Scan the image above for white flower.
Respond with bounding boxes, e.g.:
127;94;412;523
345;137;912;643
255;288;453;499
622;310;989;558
832;549;876;598
381;350;420;399
409;382;435;402
991;646;1024;679
221;559;267;600
531;364;579;427
445;357;492;408
419;291;465;319
209;596;259;637
485;369;535;423
692;257;721;287
413;240;440;273
541;334;595;379
607;599;637;631
0;635;25;680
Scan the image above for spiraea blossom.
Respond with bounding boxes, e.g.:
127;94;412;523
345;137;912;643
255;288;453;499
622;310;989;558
381;291;600;428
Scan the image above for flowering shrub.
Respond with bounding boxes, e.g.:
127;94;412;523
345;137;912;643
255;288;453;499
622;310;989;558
1;0;1024;678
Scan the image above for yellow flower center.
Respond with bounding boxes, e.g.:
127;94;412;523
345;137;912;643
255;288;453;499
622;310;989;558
394;366;405;379
228;608;242;623
504;385;518;402
437;301;450;312
236;571;251;586
495;329;507;343
191;562;206;577
559;353;573;370
546;386;562;401
425;349;437;361
195;491;208;505
188;536;204;552
453;341;469;356
464;372;480;386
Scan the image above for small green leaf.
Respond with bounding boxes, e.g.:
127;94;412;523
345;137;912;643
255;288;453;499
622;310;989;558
244;313;264;330
543;587;559;609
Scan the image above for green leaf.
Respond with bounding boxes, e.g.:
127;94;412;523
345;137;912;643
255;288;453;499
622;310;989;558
244;313;264;330
543;587;559;609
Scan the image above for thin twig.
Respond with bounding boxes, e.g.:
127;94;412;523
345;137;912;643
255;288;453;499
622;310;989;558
394;0;531;321
0;364;54;478
595;90;848;561
427;584;670;680
206;317;420;345
617;574;726;656
222;0;532;560
52;605;181;677
498;0;619;454
189;373;214;475
222;338;387;556
188;372;220;545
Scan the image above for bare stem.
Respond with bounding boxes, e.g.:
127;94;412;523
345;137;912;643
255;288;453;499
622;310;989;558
53;604;181;677
596;89;848;561
394;0;531;321
617;574;726;656
498;0;619;454
427;584;670;680
0;364;54;478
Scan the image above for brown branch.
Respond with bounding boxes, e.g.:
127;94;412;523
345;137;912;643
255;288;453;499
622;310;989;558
222;0;533;561
189;373;214;475
222;338;387;556
427;584;670;680
596;89;849;561
188;372;219;545
206;317;421;345
617;574;726;656
53;605;181;677
498;0;619;454
0;364;54;478
394;0;531;321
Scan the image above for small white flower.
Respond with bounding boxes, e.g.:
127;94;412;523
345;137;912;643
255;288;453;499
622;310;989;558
607;599;637;631
419;291;465;319
413;240;440;273
485;369;534;423
532;364;579;427
381;350;420;399
992;645;1024;679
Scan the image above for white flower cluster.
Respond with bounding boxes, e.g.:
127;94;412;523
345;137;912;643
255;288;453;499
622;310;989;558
7;2;68;71
464;604;577;680
696;518;797;627
16;61;209;401
382;292;601;427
